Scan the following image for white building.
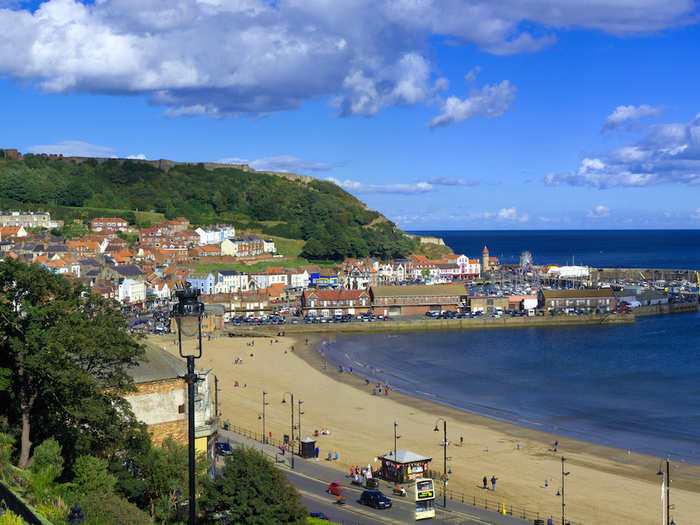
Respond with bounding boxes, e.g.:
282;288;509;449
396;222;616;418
286;269;310;289
214;270;250;293
547;266;590;279
118;278;147;304
263;239;276;253
251;270;288;290
195;225;236;246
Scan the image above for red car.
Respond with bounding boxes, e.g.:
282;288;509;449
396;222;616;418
328;482;343;496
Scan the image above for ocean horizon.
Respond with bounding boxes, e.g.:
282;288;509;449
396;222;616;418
409;229;700;270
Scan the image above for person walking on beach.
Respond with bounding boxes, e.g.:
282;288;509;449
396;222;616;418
552;440;558;452
491;475;497;491
482;476;488;489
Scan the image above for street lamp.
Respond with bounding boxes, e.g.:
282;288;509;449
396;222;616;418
172;284;204;525
261;391;269;444
434;418;448;508
282;392;295;469
393;421;401;484
298;400;304;456
556;457;570;525
657;459;674;525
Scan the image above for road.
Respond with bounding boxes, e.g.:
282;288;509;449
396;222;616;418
286;468;517;525
217;428;530;525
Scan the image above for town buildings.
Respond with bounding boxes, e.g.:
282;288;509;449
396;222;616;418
302;289;371;316
370;284;465;316
0;211;50;229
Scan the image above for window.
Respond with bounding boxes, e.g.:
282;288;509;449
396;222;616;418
178;404;185;414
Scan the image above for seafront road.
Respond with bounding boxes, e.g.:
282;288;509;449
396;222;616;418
218;427;530;525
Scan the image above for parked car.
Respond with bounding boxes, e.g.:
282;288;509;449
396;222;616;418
328;481;343;496
365;477;379;489
309;512;330;521
215;441;233;456
360;490;392;509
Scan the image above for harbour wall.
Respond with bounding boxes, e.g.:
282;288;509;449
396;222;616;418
633;302;699;317
227;312;634;336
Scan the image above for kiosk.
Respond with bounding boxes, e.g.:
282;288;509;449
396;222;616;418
380;450;432;483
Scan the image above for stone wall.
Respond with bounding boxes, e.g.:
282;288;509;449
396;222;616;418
148;419;188;446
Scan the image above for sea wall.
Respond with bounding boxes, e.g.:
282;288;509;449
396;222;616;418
228;313;634;336
633;302;699;317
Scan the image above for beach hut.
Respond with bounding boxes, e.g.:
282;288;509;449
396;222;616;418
380;450;432;483
300;437;316;459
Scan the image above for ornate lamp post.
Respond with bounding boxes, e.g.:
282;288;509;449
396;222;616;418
171;284;204;525
282;392;295;469
433;418;448;508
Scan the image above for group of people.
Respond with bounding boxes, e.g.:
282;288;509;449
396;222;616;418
371;382;391;396
482;475;498;491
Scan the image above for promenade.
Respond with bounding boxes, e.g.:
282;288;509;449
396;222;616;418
217;426;534;525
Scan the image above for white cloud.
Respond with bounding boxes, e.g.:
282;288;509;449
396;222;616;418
218;157;250;165
249;155;344;173
27;140;115;157
218;155;343;173
464;66;482;83
692;208;700;220
0;0;693;118
587;205;610;218
428;177;478;186
127;153;147;160
603;104;664;131
546;113;700;188
429;80;516;127
327;177;434;194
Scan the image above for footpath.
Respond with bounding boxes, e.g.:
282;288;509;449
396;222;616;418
217;427;532;525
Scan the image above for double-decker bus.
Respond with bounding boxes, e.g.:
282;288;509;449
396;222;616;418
414;477;436;520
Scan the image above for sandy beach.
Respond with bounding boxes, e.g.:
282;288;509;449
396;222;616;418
151;333;700;524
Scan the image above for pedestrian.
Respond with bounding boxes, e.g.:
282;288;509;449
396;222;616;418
334;452;339;461
491;475;497;491
460;436;464;447
315;447;320;459
547;518;554;525
483;476;488;489
552;440;558;452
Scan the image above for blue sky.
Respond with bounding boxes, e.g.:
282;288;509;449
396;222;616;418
1;0;700;230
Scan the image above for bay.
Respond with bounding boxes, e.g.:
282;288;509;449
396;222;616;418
323;230;700;463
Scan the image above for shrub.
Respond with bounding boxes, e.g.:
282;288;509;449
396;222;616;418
76;492;152;525
0;510;23;525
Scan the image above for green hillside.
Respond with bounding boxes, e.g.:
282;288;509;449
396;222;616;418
0;155;417;260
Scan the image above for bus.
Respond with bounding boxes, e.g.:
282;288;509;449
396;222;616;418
414;477;436;520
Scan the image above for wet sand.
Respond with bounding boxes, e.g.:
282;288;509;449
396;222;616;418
150;333;700;524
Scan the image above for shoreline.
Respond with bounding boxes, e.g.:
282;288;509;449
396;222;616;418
153;332;700;524
293;333;700;490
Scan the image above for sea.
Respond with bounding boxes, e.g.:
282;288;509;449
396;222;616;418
322;230;700;463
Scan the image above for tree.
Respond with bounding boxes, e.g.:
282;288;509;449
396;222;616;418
0;259;145;469
199;446;307;524
73;455;117;494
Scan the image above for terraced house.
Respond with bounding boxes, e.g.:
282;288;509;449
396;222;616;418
302;289;371;317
